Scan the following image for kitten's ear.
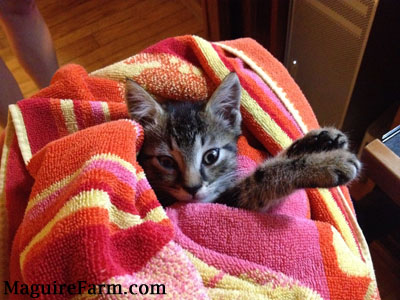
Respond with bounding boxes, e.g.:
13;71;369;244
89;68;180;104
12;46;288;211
125;79;164;126
206;72;242;130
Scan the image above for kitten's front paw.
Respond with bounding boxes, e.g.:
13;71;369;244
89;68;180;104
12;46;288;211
306;150;361;187
287;127;348;157
330;151;361;185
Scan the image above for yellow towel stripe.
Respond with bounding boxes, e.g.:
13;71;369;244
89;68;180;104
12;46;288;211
26;153;144;214
193;36;292;149
331;226;369;277
0;114;16;282
143;206;168;223
364;281;379;300
317;188;359;256
215;42;309;134
110;204;142;229
60;99;79;134
184;250;323;300
21;189;109;268
241;89;293;149
21;189;166;269
91;60;162;81
336;187;376;276
193;36;230;82
9;104;32;164
101;102;111;122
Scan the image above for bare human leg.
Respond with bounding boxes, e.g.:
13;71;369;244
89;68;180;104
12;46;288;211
0;0;58;126
0;58;23;126
0;0;58;88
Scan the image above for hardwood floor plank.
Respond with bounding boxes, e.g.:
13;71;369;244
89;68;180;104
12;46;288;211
71;7;196;71
99;16;205;67
53;0;156;49
47;0;138;38
93;0;180;46
57;35;100;64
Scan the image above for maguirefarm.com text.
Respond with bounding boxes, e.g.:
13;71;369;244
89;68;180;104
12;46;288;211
3;280;166;298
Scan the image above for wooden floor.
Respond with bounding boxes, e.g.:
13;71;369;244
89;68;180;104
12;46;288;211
0;0;205;98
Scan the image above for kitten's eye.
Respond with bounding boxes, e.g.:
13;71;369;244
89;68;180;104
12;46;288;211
157;156;176;169
202;148;220;165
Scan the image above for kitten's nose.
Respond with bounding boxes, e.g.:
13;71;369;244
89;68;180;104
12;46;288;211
183;184;202;196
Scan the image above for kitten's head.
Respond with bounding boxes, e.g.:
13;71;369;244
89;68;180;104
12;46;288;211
125;73;241;204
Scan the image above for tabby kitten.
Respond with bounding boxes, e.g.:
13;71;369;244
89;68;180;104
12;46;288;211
125;73;360;211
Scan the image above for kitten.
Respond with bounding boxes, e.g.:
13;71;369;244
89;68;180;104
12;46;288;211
125;73;360;211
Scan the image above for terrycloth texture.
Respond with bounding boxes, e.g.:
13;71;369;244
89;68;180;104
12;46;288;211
0;35;379;299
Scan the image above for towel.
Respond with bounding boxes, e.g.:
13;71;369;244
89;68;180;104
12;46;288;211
0;35;379;299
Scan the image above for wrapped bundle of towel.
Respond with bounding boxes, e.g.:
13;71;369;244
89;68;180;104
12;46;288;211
0;35;379;299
